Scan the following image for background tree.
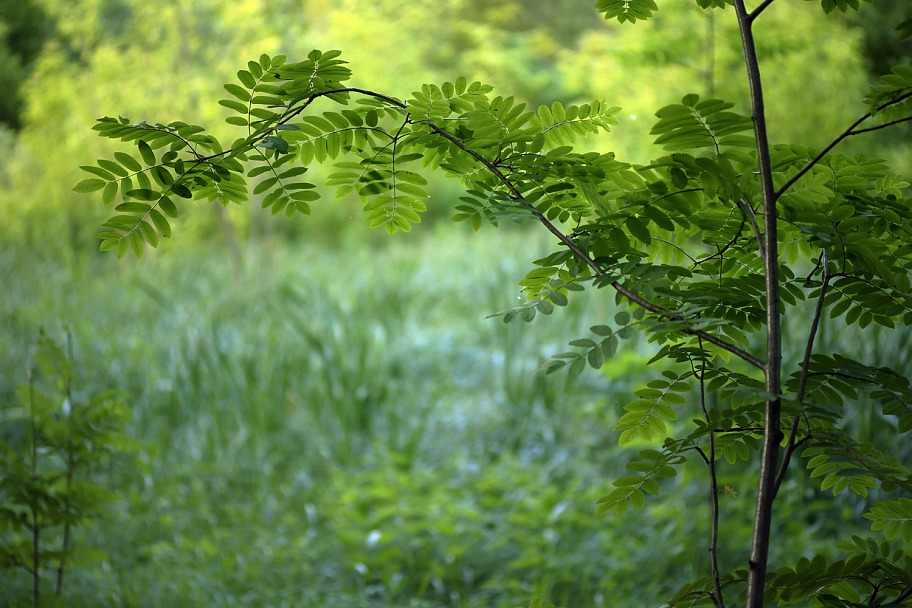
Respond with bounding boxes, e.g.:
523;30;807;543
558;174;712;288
0;0;56;130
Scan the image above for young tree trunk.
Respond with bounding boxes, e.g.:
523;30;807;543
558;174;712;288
733;3;783;606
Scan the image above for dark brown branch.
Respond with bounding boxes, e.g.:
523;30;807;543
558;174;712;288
697;342;725;608
850;114;912;135
776;91;912;198
749;0;776;22
889;587;912;606
738;199;765;262
419;119;766;368
774;249;829;497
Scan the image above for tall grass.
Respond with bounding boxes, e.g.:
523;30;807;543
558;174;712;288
2;227;626;605
2;224;899;607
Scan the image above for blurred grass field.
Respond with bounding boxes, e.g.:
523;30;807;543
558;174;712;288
4;225;899;606
0;228;666;606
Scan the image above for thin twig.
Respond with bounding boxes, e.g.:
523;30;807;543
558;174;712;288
774;249;829;497
420;118;766;369
694;218;746;266
55;329;75;597
748;0;776;22
776;91;912;198
28;370;40;607
697;341;725;608
850;114;912;135
737;199;765;262
654;238;699;264
890;587;912;606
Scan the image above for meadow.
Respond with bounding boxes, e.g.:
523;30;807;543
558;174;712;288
4;220;899;607
0;226;668;607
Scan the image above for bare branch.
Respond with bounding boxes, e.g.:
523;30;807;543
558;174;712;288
697;342;725;608
748;0;776;22
776;91;912;198
738;199;765;262
775;249;829;496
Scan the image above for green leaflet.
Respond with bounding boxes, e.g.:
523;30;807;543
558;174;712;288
808;0;875;14
615;371;693;445
532;100;620;148
596;447;685;516
803;434;910;498
865;498;912;543
596;0;659;23
651;95;754;153
864;63;912;122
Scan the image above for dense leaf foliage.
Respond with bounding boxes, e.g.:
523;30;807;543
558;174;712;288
78;1;912;606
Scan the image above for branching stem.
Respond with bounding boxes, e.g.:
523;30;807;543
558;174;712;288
738;199;765;262
212;85;767;369
749;0;776;22
416;115;766;367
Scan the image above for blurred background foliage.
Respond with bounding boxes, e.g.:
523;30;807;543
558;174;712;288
0;0;910;606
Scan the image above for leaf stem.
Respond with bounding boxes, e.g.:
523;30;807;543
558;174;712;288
28;370;40;608
55;329;75;597
738;199;765;262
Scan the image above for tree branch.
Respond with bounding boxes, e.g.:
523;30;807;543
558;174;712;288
887;587;912;606
776;91;912;198
694;218;746;266
248;86;769;369
738;198;765;262
224;85;768;369
774;249;829;497
749;0;776;23
849;114;912;135
420;118;766;368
